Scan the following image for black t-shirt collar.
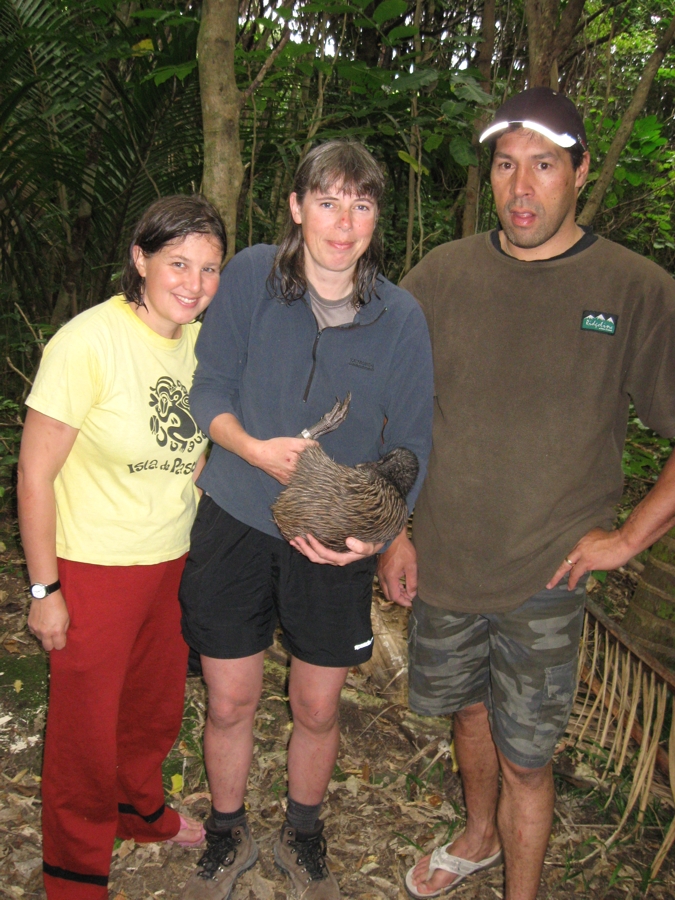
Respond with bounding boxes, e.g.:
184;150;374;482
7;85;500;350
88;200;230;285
490;226;597;262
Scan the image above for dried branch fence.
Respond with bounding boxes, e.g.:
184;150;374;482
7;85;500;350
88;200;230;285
562;597;675;888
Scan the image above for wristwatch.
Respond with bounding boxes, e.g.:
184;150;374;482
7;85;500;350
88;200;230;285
29;579;61;599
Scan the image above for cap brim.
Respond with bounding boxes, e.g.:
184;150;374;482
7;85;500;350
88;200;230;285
479;119;577;148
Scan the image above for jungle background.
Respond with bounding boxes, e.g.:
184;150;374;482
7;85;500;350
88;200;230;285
1;0;675;897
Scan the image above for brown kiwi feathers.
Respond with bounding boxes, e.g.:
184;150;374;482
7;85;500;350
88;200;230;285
272;443;418;551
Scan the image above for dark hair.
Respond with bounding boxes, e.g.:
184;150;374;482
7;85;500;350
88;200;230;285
567;142;587;170
488;124;587;170
270;141;386;306
121;194;227;306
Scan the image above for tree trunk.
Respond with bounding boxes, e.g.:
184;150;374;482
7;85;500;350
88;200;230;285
462;0;495;237
524;0;586;88
198;0;245;262
577;12;675;227
404;126;417;276
622;527;675;667
199;2;290;259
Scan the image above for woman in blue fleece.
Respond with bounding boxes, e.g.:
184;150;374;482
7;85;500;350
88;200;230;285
179;141;433;900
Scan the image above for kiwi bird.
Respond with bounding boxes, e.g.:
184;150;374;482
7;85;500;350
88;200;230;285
271;395;419;551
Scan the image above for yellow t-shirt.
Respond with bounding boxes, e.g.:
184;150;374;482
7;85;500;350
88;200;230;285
26;296;207;565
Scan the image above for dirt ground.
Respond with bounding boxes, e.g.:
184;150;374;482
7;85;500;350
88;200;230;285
0;528;674;900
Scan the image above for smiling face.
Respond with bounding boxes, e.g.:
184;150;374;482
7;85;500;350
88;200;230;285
490;128;590;260
289;186;377;298
132;233;223;339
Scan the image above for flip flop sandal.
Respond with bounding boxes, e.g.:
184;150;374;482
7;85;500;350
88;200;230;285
404;844;503;898
166;814;206;848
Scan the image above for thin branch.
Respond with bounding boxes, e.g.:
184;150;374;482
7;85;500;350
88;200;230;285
592;178;674;215
579;12;675;226
6;357;33;387
248;89;257;247
357;704;398;738
403;737;441;772
562;32;612;67
14;302;41;347
418;739;452;778
302;14;347;152
241;27;291;102
573;0;624;39
252;0;294;52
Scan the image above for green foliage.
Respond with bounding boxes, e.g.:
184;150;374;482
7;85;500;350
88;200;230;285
1;0;673;409
622;416;675;482
575;5;675;271
1;0;512;322
585;114;674;258
0;0;204;350
0;397;20;503
372;0;408;27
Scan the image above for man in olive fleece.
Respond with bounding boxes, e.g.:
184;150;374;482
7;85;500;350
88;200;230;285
378;88;675;900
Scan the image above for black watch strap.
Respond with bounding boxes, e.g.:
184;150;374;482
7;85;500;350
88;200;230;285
29;579;61;599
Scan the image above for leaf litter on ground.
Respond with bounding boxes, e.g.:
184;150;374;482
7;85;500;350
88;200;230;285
0;541;673;898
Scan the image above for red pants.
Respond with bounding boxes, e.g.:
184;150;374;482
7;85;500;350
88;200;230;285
42;557;189;899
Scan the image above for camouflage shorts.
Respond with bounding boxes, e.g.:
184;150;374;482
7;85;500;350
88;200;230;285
408;578;587;769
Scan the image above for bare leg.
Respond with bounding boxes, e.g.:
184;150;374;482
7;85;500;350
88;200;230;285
286;658;349;805
409;702;501;895
201;652;265;811
497;750;554;900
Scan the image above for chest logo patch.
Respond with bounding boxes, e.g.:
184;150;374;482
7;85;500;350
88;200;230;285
349;357;374;371
149;376;205;453
581;311;618;335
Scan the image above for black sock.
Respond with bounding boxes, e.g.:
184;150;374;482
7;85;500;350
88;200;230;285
210;804;247;831
286;797;322;835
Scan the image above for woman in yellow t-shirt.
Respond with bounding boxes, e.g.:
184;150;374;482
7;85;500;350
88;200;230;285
17;195;226;900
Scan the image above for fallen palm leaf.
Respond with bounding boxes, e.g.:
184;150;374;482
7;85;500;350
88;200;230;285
563;599;675;892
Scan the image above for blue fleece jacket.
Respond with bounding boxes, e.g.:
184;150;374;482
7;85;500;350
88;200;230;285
191;244;434;540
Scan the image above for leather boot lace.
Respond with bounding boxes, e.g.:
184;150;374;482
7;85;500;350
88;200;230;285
197;831;239;879
290;831;330;881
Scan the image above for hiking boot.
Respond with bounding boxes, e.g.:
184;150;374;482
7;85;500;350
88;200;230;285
181;820;258;899
273;820;340;899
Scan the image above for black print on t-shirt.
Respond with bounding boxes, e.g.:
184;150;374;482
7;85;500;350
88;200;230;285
148;376;205;453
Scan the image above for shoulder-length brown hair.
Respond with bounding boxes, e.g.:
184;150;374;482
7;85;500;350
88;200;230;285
269;141;386;306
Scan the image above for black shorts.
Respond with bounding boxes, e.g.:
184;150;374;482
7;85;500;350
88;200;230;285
179;495;377;667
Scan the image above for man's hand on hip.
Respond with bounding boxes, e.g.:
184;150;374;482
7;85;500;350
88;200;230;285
551;446;675;591
377;529;417;608
547;527;633;591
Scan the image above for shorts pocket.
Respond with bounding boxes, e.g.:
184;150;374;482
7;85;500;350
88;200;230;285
532;657;577;758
